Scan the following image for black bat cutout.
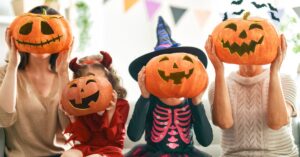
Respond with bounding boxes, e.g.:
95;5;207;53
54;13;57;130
233;9;245;15
69;91;99;109
270;12;280;22
268;3;278;12
223;12;228;21
221;36;264;56
231;0;243;5
251;2;267;9
158;68;194;84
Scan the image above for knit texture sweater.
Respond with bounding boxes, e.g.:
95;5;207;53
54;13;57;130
208;70;298;157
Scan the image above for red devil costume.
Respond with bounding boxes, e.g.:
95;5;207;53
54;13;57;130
126;17;212;157
64;52;129;157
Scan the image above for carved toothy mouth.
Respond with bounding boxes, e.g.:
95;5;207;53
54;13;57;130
16;35;63;47
158;68;194;84
221;36;264;56
69;91;99;109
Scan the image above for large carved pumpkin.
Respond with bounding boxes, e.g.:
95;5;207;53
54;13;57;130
61;75;113;116
9;10;72;54
211;12;279;65
145;53;208;98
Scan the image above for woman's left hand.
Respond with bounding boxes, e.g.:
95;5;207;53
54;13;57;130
270;34;287;73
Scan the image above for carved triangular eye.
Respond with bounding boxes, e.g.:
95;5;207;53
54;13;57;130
19;22;33;35
41;21;54;35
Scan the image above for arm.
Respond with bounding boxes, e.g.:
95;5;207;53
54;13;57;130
64;118;91;144
267;35;293;130
127;96;150;141
190;100;213;147
0;30;20;114
104;99;129;142
205;36;233;129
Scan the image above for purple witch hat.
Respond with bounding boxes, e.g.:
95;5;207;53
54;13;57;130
129;16;207;81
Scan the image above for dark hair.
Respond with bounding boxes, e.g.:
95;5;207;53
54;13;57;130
73;64;127;99
17;5;60;72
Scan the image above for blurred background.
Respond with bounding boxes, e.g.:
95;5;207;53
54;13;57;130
0;0;300;105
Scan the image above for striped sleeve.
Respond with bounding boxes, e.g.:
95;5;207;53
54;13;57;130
280;74;297;117
0;66;17;127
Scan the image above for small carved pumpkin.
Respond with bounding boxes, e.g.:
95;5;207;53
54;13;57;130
145;53;208;98
61;75;113;116
9;10;72;54
211;12;279;65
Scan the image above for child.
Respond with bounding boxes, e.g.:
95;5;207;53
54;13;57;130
125;17;213;157
61;51;129;157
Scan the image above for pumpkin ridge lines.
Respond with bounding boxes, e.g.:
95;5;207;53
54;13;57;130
15;34;63;47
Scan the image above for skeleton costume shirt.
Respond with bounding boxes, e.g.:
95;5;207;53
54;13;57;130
126;96;212;157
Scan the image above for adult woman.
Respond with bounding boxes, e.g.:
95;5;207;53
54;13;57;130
206;34;299;156
0;6;72;157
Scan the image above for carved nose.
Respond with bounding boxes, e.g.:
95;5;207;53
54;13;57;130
239;30;247;39
81;89;84;92
173;63;178;69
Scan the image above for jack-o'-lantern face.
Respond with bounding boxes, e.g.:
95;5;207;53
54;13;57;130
145;53;208;98
9;12;72;54
61;75;113;116
211;12;279;65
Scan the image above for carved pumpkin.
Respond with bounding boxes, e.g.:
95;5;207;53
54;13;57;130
211;12;279;65
61;75;113;116
9;10;72;54
145;53;208;98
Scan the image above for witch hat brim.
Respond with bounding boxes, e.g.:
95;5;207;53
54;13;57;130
129;46;207;81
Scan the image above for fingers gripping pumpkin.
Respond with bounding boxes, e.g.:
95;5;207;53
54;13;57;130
9;9;72;54
145;53;208;98
211;12;279;65
61;75;113;116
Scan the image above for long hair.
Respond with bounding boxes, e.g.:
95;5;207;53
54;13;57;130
17;5;60;72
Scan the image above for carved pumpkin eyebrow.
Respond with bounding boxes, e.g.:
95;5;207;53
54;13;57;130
225;23;237;31
183;55;193;63
70;83;77;88
249;23;263;30
86;79;96;84
159;56;169;62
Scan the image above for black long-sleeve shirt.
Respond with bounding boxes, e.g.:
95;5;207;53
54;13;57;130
127;95;213;153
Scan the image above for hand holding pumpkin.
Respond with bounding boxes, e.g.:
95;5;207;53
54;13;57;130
270;34;287;73
205;35;224;73
6;29;20;70
106;90;117;125
138;67;150;98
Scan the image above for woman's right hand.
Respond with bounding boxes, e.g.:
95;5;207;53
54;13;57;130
5;28;20;69
205;35;224;74
138;67;150;98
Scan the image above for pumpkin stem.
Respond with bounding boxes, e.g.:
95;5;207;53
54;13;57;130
42;8;47;15
243;11;250;20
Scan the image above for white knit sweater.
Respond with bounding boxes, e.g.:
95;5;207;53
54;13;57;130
208;70;299;157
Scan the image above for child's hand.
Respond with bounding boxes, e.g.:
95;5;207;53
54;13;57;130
205;35;224;74
138;67;150;98
191;92;205;106
59;103;76;123
106;90;117;125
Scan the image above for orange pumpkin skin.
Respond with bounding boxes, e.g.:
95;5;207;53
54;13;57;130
145;53;208;98
9;13;72;54
211;13;279;65
61;75;113;116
